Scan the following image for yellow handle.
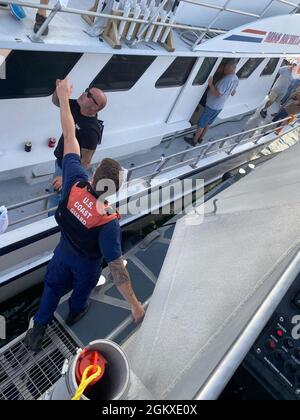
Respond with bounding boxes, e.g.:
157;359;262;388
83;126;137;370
72;365;102;401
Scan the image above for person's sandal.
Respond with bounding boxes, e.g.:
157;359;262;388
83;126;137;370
260;109;267;119
34;13;49;36
184;137;197;147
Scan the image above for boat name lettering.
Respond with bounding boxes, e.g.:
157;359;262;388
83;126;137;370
264;32;300;45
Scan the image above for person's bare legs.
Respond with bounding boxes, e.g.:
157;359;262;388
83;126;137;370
37;0;49;18
261;99;273;113
261;94;276;118
193;126;209;144
34;0;50;35
200;126;209;142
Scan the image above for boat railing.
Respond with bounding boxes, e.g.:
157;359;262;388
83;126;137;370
126;113;300;180
189;0;300;48
6;113;300;228
1;0;226;46
1;0;299;48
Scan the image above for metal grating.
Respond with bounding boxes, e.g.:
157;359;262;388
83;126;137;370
0;320;80;400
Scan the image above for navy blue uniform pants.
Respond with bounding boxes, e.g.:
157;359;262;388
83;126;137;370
35;241;102;325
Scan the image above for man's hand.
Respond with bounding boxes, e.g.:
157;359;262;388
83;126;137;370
56;78;73;103
208;77;214;86
53;176;63;192
58;79;80;156
131;301;145;323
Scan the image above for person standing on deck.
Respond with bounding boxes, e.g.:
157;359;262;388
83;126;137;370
33;0;50;35
272;90;300;123
33;1;72;35
48;83;107;215
260;62;298;119
25;79;145;353
281;78;300;106
185;60;239;147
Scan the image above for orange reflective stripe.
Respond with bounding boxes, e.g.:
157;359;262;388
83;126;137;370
67;184;118;229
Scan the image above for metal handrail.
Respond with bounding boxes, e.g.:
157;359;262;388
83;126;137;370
6;192;57;211
136;122;300;182
185;0;299;17
7;117;299;228
6;114;299;222
2;0;298;45
127;114;300;177
1;0;226;42
188;0;300;48
8;207;57;227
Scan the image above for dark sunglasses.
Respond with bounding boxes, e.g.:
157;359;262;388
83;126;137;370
85;88;99;107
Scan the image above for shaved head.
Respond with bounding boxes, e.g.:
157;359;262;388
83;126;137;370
78;87;107;116
90;87;107;112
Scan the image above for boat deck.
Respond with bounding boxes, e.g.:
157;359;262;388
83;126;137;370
0;0;191;55
56;223;174;345
2;105;298;231
0;222;174;399
0;112;257;229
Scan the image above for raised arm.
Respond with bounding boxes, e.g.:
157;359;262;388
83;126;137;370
208;77;221;98
52;88;60;108
56;79;80;157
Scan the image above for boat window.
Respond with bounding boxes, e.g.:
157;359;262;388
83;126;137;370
237;58;265;80
155;57;197;88
0;50;82;99
192;57;218;86
91;55;157;92
260;58;280;76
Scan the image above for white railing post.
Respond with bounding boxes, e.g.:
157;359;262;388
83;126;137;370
192;0;232;49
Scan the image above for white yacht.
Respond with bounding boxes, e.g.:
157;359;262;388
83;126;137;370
0;0;300;221
1;0;300;401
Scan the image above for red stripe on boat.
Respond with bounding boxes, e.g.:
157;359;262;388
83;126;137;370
242;29;267;35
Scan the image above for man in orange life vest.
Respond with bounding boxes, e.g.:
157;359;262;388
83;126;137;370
25;79;145;352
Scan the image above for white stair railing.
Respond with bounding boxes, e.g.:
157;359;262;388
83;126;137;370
1;0;299;47
190;0;300;49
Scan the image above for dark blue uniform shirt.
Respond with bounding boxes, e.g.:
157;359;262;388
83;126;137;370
60;153;122;263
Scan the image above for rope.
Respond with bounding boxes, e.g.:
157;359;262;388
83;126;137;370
72;365;102;401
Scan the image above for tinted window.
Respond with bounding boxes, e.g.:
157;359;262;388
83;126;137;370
155;57;197;88
91;55;156;91
193;57;218;86
0;50;82;99
237;58;265;79
260;58;280;76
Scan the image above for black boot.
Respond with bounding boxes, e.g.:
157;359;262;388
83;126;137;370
33;13;49;36
24;323;47;352
66;302;91;327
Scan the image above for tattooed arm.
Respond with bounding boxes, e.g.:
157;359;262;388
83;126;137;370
108;257;145;322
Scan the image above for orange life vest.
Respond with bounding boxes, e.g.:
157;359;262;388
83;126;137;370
55;181;120;258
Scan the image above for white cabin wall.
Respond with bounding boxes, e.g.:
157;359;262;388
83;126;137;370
167;57;245;124
167;57;221;124
0;51;193;172
0;45;286;174
101;56;189;134
0;53;112;171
